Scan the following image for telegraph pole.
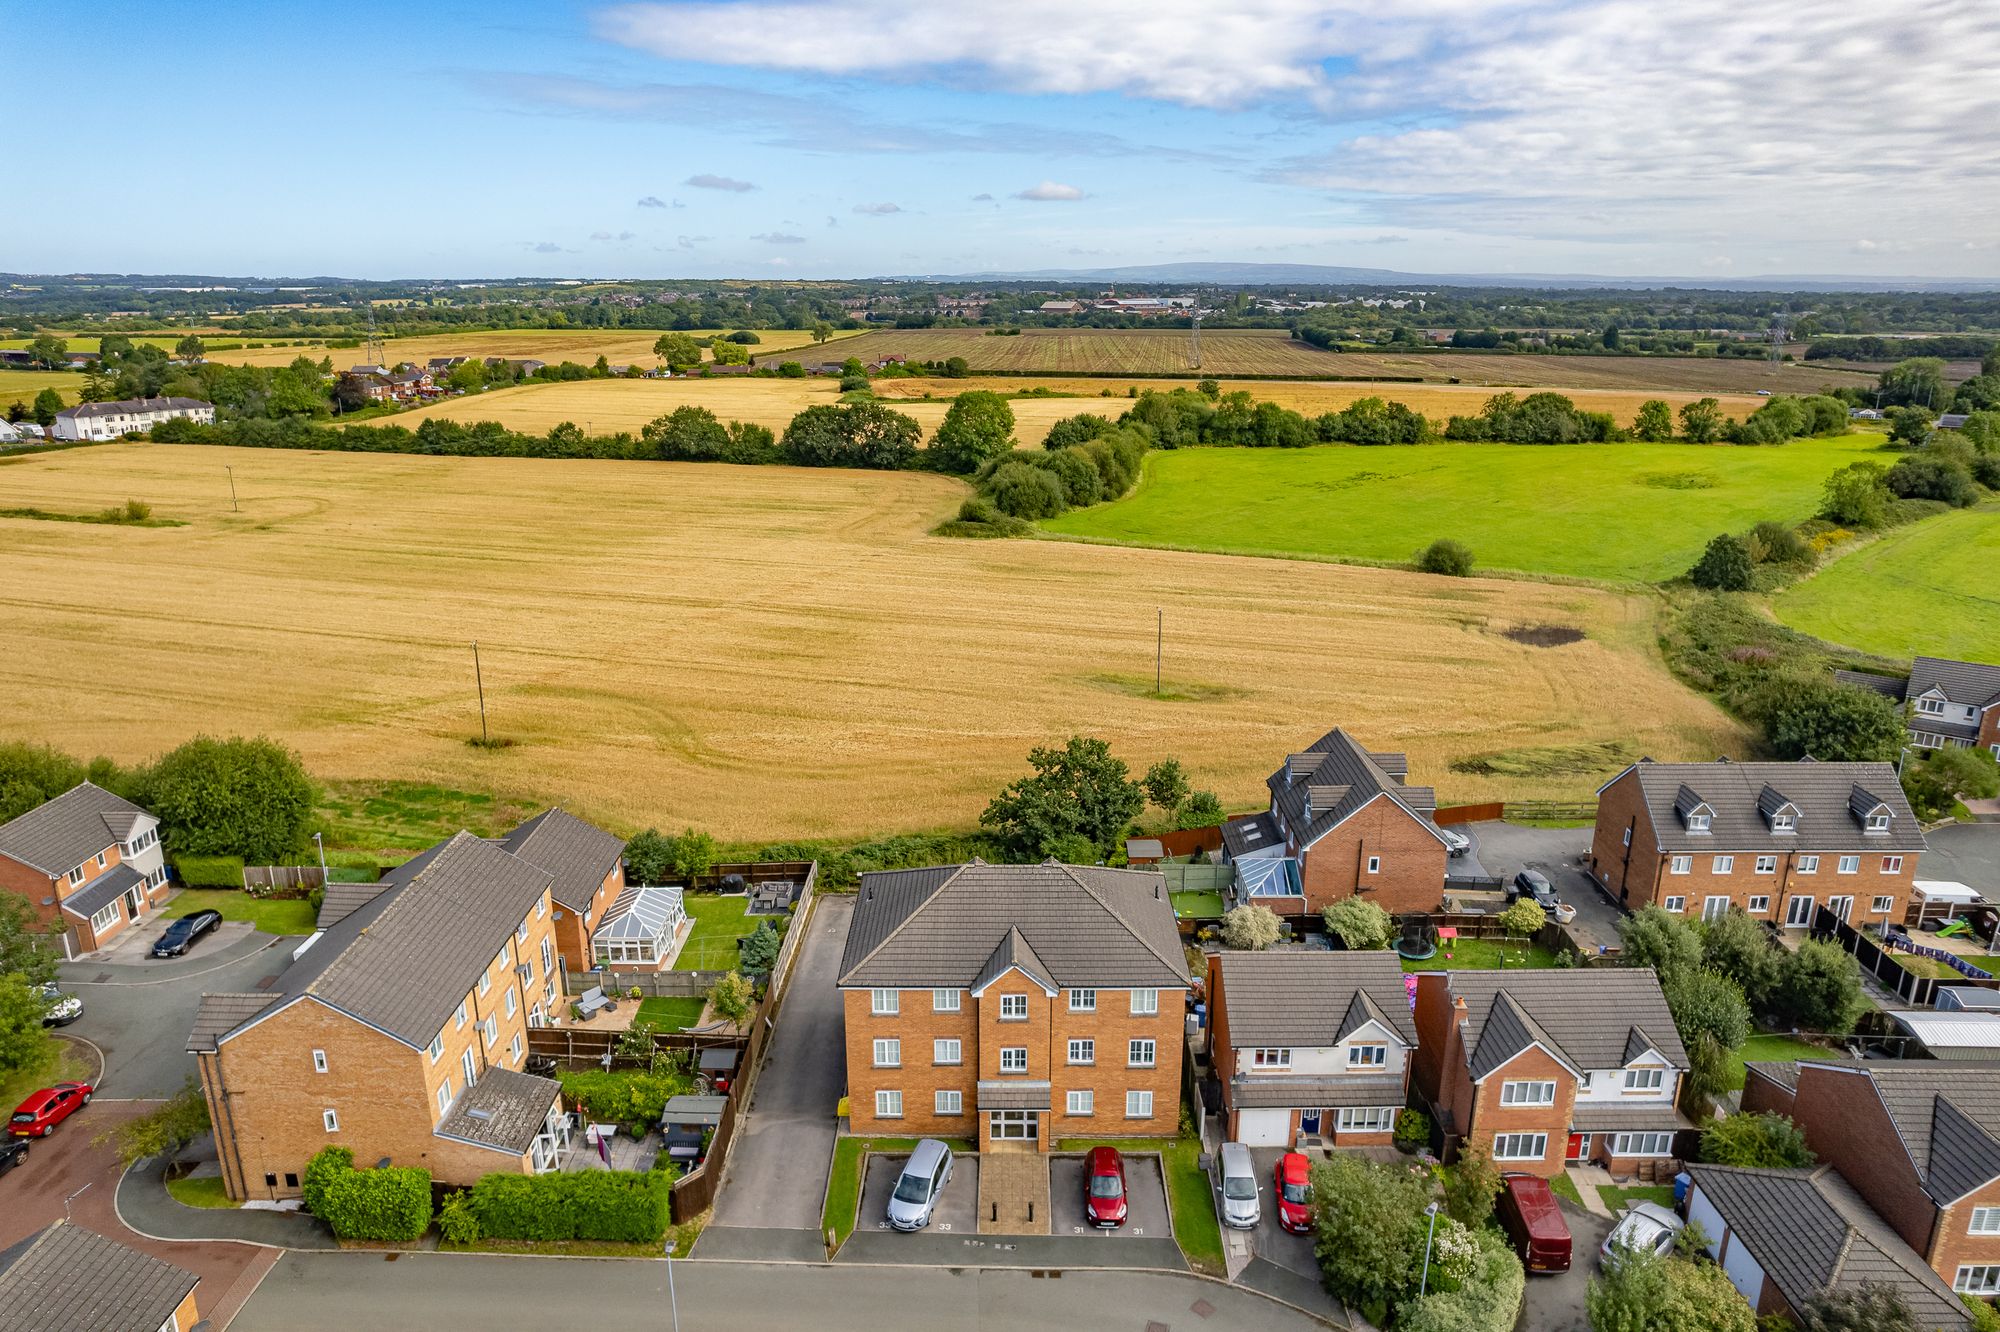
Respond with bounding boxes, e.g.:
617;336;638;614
1155;608;1164;696
471;642;489;744
225;466;238;512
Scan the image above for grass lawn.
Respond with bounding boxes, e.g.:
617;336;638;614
1599;1184;1676;1213
1776;504;2000;660
166;887;317;935
166;1175;239;1209
1057;1137;1225;1276
822;1136;975;1251
636;996;705;1030
1893;953;1966;981
673;893;757;972
317;779;541;856
1722;1033;1829;1092
0;1041;89;1115
1170;890;1224;920
1403;937;1560;973
1043;435;1896;583
442;1233;695;1258
1549;1172;1585;1208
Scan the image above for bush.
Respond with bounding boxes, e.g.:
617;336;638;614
1617;906;1702;981
1393;1109;1430;1153
172;854;245;888
1663;967;1751;1052
1219;903;1282;951
1689;534;1754;591
1777;939;1866;1036
1395;1226;1524;1332
302;1146;431;1241
437;1190;480;1244
1043;412;1114;450
625;829;673;884
1762;678;1904;762
1416;538;1474;577
557;1068;690;1124
1746;520;1811;566
738;919;781;972
707;971;755;1023
983;460;1068;520
929;390;1016;474
301;1145;352;1217
468;1170;671;1243
1323;897;1393;950
139;734;314;862
1496;899;1546;940
1701;908;1779;1007
1310;1153;1434;1312
1701;1112;1815;1167
1440;1143;1502;1226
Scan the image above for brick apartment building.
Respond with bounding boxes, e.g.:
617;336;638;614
1410;969;1691;1178
1220;728;1450;918
494;808;627;972
1589;758;1926;929
188;831;572;1202
0;782;169;956
838;861;1189;1153
1207;950;1416;1148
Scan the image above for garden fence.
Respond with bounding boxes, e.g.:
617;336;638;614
1812;906;1999;1009
241;865;325;891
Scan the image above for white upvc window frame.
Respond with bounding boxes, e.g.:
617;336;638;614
1491;1132;1548;1161
323;1109;341;1132
1610;1132;1674;1156
1624;1067;1665;1092
1348;1044;1387;1067
1882;855;1904;874
870;988;898;1015
999;1046;1028;1073
1068;988;1096;1012
1754;855;1777;875
1837;855;1860;875
1712;855;1734;874
1336;1106;1397;1132
935;1089;962;1115
1125;1090;1154;1119
933;1038;961;1066
1130;988;1158;1015
1748;895;1770;914
1663;895;1686;913
999;994;1029;1021
312;1049;328;1074
932;988;961;1013
1669;856;1691;876
1253;1047;1292;1069
1796;855;1819;874
1500;1079;1556;1106
1129;1038;1157;1068
1067;1089;1094;1116
872;1038;901;1068
1067;1038;1095;1065
875;1089;903;1119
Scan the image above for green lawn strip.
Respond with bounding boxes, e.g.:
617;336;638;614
1549;1172;1585;1208
1042;435;1894;583
1893;953;1965;981
672;893;757;972
166;888;317;935
315;778;541;856
1402;937;1560;973
1721;1032;1830;1092
1170;891;1224;920
166;1175;239;1209
636;997;705;1030
1056;1137;1224;1275
822;1136;975;1251
441;1237;670;1258
1775;504;2000;661
0;1043;89;1115
1599;1184;1676;1213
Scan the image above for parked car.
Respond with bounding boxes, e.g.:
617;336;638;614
1083;1146;1128;1228
1274;1151;1314;1233
1496;1173;1572;1273
1219;1142;1260;1229
885;1139;954;1232
1439;827;1472;858
150;909;224;958
10;1082;94;1139
1509;870;1560;910
1600;1201;1683;1266
0;1138;27;1175
32;983;81;1027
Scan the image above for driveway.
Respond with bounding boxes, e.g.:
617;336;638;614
697;894;851;1255
1920;823;2000;897
856;1150;980;1237
1517;1197;1613;1331
1048;1152;1171;1240
1470;822;1625;955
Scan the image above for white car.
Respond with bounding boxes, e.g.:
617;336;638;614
1600;1201;1682;1265
1218;1142;1261;1229
1438;828;1471;857
33;984;82;1027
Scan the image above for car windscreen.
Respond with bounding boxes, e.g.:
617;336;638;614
1281;1181;1310;1204
162;922;192;939
1089;1174;1124;1199
892;1172;933;1204
1223;1176;1257;1200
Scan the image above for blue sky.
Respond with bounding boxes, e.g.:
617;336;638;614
3;0;1995;280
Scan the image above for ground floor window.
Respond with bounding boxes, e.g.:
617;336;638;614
1747;896;1770;914
1492;1132;1548;1161
89;901;119;933
989;1109;1038;1140
592;938;658;966
1335;1106;1397;1132
936;1090;962;1115
1955;1265;2000;1295
875;1090;903;1119
1609;1132;1674;1156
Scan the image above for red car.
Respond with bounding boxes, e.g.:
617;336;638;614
10;1082;93;1138
1274;1151;1314;1233
1083;1145;1128;1228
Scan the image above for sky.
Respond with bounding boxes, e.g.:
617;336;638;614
3;0;1997;281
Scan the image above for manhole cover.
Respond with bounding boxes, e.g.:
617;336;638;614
1190;1298;1215;1318
1146;1322;1171;1332
92;972;112;983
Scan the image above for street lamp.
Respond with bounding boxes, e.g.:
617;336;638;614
1419;1200;1442;1297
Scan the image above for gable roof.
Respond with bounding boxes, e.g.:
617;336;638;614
0;782;155;876
1604;759;1926;854
1214;950;1416;1048
496;808;625;911
1265;728;1446;853
1809;1062;2000;1206
973;926;1057;995
0;1222;199;1332
54;395;211;421
1687;1164;1969;1331
839;861;1188;990
1432;969;1689;1078
1909;656;2000;710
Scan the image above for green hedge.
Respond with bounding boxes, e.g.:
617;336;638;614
301;1145;351;1216
1394;1228;1525;1332
173;854;245;888
468;1170;671;1243
556;1069;689;1127
301;1145;431;1241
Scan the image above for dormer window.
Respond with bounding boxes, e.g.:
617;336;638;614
1865;812;1890;834
1770;813;1795;833
1916;696;1945;715
1686;812;1711;834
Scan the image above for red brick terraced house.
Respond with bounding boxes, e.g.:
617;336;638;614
495;809;630;973
1220;728;1451;919
1411;969;1692;1178
0;782;170;957
839;861;1189;1154
1207;950;1417;1149
1589;758;1926;931
188;831;572;1202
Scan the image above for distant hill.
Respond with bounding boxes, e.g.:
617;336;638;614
908;262;2000;293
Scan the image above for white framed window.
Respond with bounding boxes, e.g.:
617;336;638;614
428;1034;445;1063
1067;1090;1094;1116
462;1046;477;1088
1970;1208;2000;1235
1865;812;1890;834
1336;1107;1397;1132
1955;1265;2000;1295
1624;1067;1665;1091
1129;1039;1156;1068
875;1090;903;1119
1367;856;1381;874
1838;855;1860;875
871;989;898;1015
1771;813;1795;834
1703;896;1731;922
482;1016;497;1048
1130;988;1158;1015
933;988;961;1013
1748;896;1770;914
1686;812;1711;834
504;988;518;1018
1000;1046;1027;1073
312;1049;328;1074
96;851;106;868
437;1079;453;1115
1492;1132;1547;1161
1882;856;1904;874
1067;1039;1095;1065
935;1090;962;1115
509;1033;522;1063
1754;856;1777;875
1872;896;1895;914
1797;855;1819;874
1500;1080;1556;1106
1125;1090;1154;1119
1918;696;1946;715
89;901;119;933
1622;827;1632;848
1669;856;1691;876
517;921;529;943
323;1109;341;1132
67;866;86;886
933;1038;961;1065
494;947;508;973
999;994;1028;1020
1068;988;1096;1012
1712;855;1734;874
1663;896;1686;913
537;897;547;920
873;1038;901;1067
1348;1045;1386;1067
478;971;491;997
1786;894;1815;927
1253;1048;1292;1068
1610;1132;1674;1156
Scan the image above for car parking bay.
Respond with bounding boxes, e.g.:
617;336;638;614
857;1152;980;1236
1048;1152;1172;1240
1246;1149;1320;1278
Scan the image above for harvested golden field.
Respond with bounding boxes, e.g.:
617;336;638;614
207;328;865;369
0;370;82;412
0;444;1743;841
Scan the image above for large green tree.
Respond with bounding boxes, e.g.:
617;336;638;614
779;402;921;469
1678;398;1724;443
138;734;314;862
929;391;1016;474
1763;679;1905;762
1701;908;1779;1006
0;894;60;987
31;388;63;426
1617;906;1702;981
1902;745;2000;821
1777;939;1866;1035
1821;461;1890;527
979;736;1143;858
1688;534;1754;591
0;975;55;1089
25;334;68;369
1309;1153;1434;1313
652;333;702;369
1663;968;1751;1052
1632;399;1674;442
1878;357;1949;410
0;741;88;825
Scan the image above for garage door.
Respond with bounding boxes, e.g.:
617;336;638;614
1238;1109;1292;1147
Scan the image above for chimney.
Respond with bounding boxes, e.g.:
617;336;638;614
1451;993;1468;1033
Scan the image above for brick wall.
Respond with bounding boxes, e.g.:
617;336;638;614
1049;986;1181;1143
169;1285;200;1332
1932;1179;2000;1294
842;987;979;1142
1299;799;1448;917
0;855;63;931
1589;770;1655;907
1739;1067;1797;1117
1789;1065;1940;1261
1465;1045;1576;1179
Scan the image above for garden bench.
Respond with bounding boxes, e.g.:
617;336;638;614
576;985;617;1019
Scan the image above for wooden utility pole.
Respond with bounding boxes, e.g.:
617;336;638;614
225;465;238;512
1155;607;1164;696
471;641;489;743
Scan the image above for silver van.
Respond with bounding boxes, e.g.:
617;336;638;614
1219;1141;1260;1229
886;1139;954;1231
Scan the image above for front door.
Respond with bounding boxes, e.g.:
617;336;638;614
1828;896;1854;924
122;888;142;921
1785;895;1815;928
1300;1110;1321;1136
1567;1132;1588;1162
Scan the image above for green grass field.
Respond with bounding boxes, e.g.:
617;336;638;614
1043;436;1897;583
0;369;83;411
1722;1032;1828;1091
1404;937;1561;972
1775;504;2000;660
167;887;318;935
673;893;756;971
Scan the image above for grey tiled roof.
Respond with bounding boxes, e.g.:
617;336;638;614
0;1221;199;1332
187;993;276;1053
1221;811;1280;859
974;927;1055;994
57;863;141;921
434;1067;560;1155
1840;1063;2000;1205
0;782;154;876
56;395;211;420
1834;669;1909;701
316;881;389;929
1568;1103;1697;1132
1469;990;1576;1081
496;808;625;912
1214;951;1417;1049
1743;1060;1802;1092
1687;1165;1970;1331
977;1080;1052;1110
1433;969;1689;1081
840;862;1188;990
1607;759;1926;854
1228;1073;1407;1108
1265;729;1446;855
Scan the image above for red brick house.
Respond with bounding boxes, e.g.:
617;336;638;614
1410;969;1691;1178
1208;950;1416;1148
495;809;629;973
1220;728;1450;918
0;1221;204;1331
1589;758;1925;929
0;782;170;956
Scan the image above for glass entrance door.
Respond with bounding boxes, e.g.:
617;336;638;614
989;1110;1039;1142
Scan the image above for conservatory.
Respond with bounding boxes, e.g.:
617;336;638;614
590;885;688;968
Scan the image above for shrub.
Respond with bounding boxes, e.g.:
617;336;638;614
139;734;314;862
437;1190;481;1245
625;829;673;884
1746;520;1811;566
558;1068;690;1124
738;919;781;972
983;460;1068;520
1219;903;1282;950
1440;1143;1502;1226
1323;897;1393;950
929;390;1016;474
468;1170;672;1243
1617;906;1702;981
172;854;245;888
1393;1109;1430;1154
1416;538;1474;577
1663;967;1751;1052
1043;412;1114;450
1801;1281;1921;1332
1689;534;1754;591
301;1145;353;1217
1700;908;1779;1006
707;971;755;1023
1395;1226;1524;1332
1496;899;1546;940
1886;452;1978;506
668;827;717;879
1310;1153;1434;1312
1777;939;1866;1035
1762;678;1904;762
1701;1112;1815;1167
302;1145;431;1241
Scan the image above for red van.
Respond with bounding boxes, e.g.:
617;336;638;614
1496;1173;1572;1274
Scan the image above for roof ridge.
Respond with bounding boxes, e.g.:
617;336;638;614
837;864;970;983
1057;862;1187;980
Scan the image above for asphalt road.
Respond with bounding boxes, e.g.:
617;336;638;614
1919;823;2000;896
232;1251;1333;1331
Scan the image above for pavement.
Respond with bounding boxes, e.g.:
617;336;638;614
76;917;261;967
696;894;851;1257
1469;821;1625;954
1517;1197;1614;1332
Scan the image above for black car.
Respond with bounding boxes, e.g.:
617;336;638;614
150;909;224;958
0;1138;26;1176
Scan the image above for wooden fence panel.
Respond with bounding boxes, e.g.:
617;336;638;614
241;865;325;891
1434;803;1506;827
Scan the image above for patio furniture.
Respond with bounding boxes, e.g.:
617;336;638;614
576;986;617;1019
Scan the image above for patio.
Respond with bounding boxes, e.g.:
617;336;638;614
561;1122;663;1173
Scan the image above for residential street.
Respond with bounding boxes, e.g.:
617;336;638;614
1917;823;2000;896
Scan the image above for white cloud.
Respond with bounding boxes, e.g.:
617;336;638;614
686;173;756;192
751;231;806;244
676;234;710;249
589;230;637;242
1853;238;1913;254
527;241;562;253
1016;181;1085;202
636;195;669;208
853;202;902;215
